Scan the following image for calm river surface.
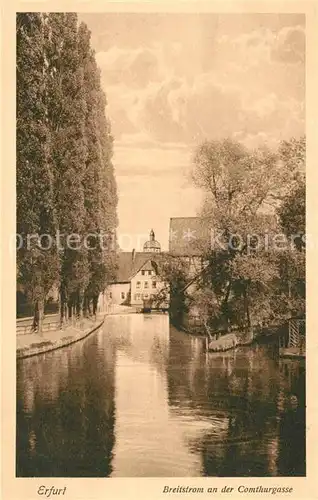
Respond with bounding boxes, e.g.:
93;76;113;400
17;314;305;477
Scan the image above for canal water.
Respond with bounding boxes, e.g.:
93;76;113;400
16;314;305;477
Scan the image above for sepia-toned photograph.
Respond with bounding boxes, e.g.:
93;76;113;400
15;10;305;479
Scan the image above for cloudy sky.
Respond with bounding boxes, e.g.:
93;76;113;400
79;13;305;251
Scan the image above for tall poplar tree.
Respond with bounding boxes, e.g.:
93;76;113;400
45;13;89;322
17;13;59;332
78;22;118;315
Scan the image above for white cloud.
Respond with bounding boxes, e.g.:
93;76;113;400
272;25;305;64
97;22;304;150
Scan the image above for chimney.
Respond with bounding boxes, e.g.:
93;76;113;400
132;248;136;261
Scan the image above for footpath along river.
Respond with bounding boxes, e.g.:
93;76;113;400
16;313;305;477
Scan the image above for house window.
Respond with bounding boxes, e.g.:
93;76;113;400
109;292;112;299
152;281;157;288
141;270;145;275
148;270;152;275
121;292;125;300
136;281;141;289
134;293;141;300
144;281;148;288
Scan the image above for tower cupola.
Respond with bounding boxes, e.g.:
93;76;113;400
143;229;161;253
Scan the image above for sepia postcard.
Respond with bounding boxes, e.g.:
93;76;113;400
1;1;318;499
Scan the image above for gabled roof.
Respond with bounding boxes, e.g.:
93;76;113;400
169;217;211;256
113;252;163;283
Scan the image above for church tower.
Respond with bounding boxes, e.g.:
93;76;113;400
143;229;161;253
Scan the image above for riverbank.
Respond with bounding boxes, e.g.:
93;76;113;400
16;316;105;360
177;319;290;352
206;332;254;352
175;323;254;352
16;305;141;360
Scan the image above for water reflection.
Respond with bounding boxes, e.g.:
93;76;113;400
17;315;305;477
109;314;201;476
167;327;305;477
17;333;116;477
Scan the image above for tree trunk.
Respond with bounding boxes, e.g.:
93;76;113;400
203;318;213;342
60;286;66;326
83;295;89;317
33;297;44;335
68;301;73;320
76;299;80;318
33;301;39;332
64;302;68;322
246;300;251;329
288;279;292;317
77;289;84;318
92;295;98;316
222;278;232;332
243;283;252;340
38;297;44;335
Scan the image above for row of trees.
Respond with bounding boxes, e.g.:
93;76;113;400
17;13;118;332
164;137;305;335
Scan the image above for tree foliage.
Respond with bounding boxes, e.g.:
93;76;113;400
190;136;305;333
16;13;118;330
279;181;305;240
276;137;306;317
152;256;189;324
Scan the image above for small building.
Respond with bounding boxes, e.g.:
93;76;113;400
100;230;168;310
130;258;168;308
